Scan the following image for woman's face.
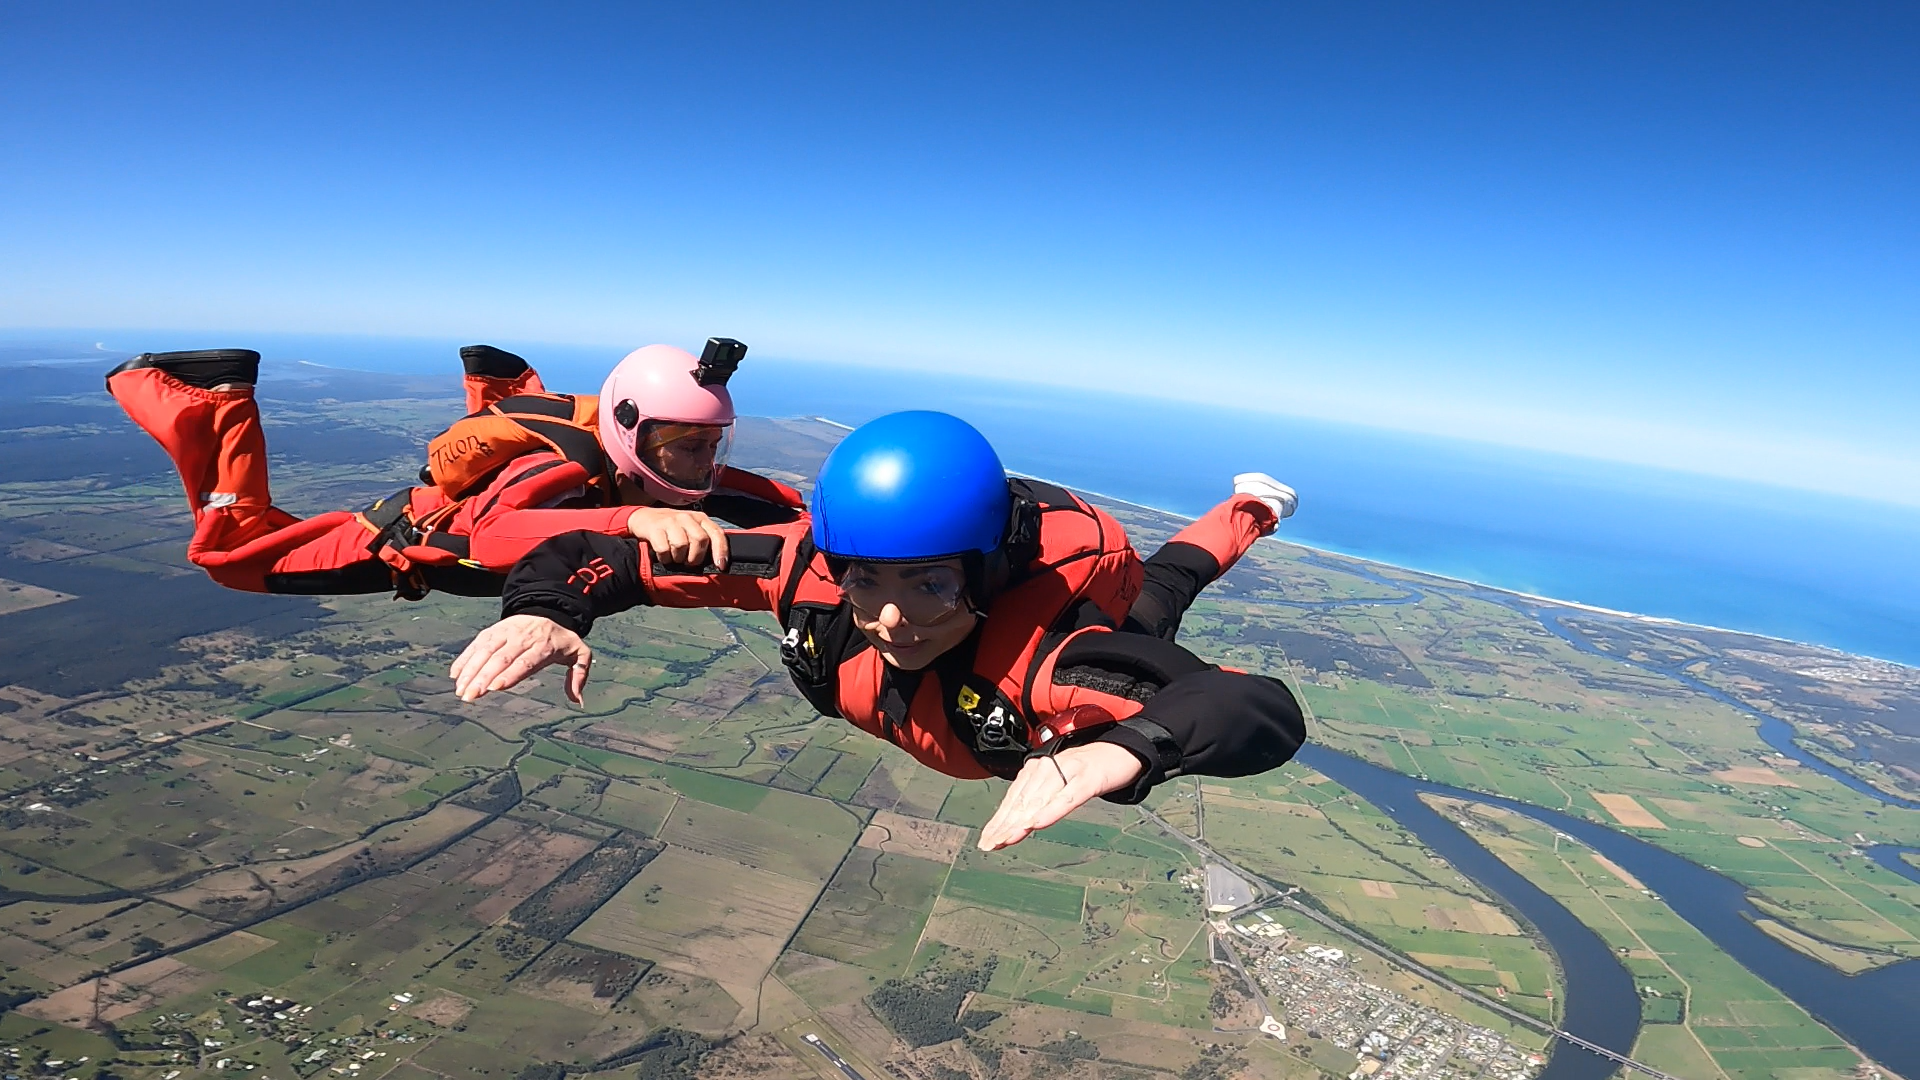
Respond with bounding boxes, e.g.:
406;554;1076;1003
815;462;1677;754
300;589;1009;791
839;559;978;669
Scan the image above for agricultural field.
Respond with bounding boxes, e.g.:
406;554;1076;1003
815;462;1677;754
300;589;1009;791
0;356;1912;1079
1156;524;1920;969
1428;795;1866;1080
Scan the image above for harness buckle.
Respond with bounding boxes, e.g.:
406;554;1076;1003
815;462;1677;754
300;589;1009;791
972;702;1029;753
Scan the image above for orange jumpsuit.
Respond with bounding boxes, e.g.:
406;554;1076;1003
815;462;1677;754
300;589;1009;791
106;362;801;596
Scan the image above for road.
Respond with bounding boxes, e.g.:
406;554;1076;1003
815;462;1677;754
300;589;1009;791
1211;927;1284;1036
1137;806;1683;1080
803;1032;869;1080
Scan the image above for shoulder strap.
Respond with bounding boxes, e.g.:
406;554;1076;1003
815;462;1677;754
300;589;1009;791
1007;475;1078;509
1019;598;1117;723
776;533;818;623
515;415;607;478
997;477;1123;589
776;535;863;720
489;393;574;419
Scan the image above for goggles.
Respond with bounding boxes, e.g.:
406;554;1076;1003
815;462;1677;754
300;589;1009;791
838;561;970;626
636;420;732;491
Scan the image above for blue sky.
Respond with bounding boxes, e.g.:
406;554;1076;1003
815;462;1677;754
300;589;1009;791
4;2;1917;503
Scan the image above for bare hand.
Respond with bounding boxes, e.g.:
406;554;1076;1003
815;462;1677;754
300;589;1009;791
450;614;594;704
628;507;728;571
977;742;1147;851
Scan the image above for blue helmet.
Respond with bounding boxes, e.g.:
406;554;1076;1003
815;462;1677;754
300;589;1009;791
811;411;1011;561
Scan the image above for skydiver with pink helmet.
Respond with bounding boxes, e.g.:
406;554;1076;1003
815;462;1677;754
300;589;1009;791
104;338;805;599
600;343;738;501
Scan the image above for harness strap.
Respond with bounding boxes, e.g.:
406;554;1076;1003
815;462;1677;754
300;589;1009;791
776;534;817;623
515;417;606;481
648;533;785;578
356;488;484;601
877;666;925;746
358;487;417;548
356;488;428;601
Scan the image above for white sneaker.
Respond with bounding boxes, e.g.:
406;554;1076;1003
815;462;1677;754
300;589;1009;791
1233;472;1297;521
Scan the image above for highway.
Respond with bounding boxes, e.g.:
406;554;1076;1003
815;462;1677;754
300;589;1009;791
803;1032;869;1080
1137;806;1683;1080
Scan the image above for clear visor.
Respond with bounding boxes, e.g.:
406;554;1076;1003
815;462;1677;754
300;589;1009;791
637;420;732;491
838;561;970;625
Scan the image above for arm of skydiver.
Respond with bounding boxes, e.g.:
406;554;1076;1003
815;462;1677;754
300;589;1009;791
459;455;632;570
461;455;731;571
451;522;809;701
450;531;650;703
978;629;1305;850
1041;630;1305;797
497;522;810;630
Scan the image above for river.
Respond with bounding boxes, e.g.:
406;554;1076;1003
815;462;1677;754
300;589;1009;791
1307;747;1920;1077
1518;603;1920;812
1218;557;1920;1077
1296;746;1639;1080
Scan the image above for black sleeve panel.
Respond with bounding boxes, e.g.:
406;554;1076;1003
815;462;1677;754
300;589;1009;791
1049;632;1306;805
1053;630;1211;688
1094;668;1306;803
702;490;804;529
500;530;646;635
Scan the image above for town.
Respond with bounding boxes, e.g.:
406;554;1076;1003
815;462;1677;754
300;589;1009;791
1236;928;1544;1080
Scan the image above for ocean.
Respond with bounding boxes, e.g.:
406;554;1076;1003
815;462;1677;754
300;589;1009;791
729;359;1920;669
15;331;1920;667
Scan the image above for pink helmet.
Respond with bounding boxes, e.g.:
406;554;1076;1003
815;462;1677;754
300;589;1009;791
597;340;743;505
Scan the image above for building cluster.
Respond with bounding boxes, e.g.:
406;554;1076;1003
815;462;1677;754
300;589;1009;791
79;996;423;1078
1222;911;1289;939
0;1044;93;1080
1247;940;1542;1080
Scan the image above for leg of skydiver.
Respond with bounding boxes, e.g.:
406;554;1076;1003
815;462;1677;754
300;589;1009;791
460;345;544;412
106;349;386;593
106;349;293;558
1123;474;1297;640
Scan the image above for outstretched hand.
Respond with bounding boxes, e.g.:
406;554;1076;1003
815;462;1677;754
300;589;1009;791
628;507;728;571
451;614;594;704
977;742;1146;851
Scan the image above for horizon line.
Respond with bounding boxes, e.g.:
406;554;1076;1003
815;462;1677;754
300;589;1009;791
4;323;1918;513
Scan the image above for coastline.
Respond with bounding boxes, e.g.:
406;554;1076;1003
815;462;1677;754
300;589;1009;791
998;464;1919;673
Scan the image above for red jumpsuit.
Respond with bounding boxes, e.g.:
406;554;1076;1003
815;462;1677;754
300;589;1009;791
106;361;802;597
501;485;1305;798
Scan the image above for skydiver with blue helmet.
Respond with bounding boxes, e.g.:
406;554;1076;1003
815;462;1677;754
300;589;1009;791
451;410;1304;850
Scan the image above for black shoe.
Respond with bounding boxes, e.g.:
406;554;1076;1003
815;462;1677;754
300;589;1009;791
107;349;261;391
459;344;530;380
